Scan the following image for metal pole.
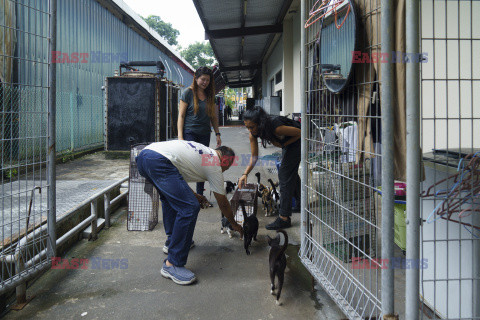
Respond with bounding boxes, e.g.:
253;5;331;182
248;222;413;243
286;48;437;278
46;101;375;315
474;212;480;318
47;0;57;258
90;201;98;241
104;193;111;228
381;0;395;316
300;0;306;258
405;0;421;319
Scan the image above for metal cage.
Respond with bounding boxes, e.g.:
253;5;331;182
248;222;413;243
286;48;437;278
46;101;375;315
230;183;258;224
127;144;159;231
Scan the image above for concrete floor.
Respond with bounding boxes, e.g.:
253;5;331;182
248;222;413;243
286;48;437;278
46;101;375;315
2;127;345;320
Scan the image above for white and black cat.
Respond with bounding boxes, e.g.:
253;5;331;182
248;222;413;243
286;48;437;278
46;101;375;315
220;180;237;236
267;229;288;306
225;180;237;194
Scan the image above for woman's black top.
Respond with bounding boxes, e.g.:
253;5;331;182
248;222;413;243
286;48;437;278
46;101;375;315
253;116;300;146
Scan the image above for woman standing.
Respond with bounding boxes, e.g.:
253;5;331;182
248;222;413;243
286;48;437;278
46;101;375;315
178;66;222;196
238;106;301;230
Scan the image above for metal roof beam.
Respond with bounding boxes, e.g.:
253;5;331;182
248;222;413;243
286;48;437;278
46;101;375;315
205;24;283;39
227;81;254;88
220;64;261;72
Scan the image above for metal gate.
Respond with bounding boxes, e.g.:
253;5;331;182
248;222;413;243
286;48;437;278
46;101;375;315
300;0;479;319
1;0;56;296
419;1;480;319
300;0;383;318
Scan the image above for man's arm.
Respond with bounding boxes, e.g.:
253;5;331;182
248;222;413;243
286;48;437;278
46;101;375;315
213;192;243;236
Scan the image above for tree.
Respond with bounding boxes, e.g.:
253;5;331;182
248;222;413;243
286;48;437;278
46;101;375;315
180;42;217;70
143;15;180;47
223;87;237;112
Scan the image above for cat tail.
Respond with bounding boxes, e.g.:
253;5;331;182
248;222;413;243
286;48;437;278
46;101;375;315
268;179;280;200
276;229;289;257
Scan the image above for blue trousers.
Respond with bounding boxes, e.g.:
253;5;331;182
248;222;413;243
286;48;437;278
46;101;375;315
183;131;211;195
136;149;200;267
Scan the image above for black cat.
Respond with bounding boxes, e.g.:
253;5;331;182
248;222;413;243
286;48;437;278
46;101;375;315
267;229;288;306
240;200;258;255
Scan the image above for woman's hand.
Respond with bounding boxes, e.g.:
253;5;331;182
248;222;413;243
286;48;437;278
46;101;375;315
238;174;248;189
216;135;222;147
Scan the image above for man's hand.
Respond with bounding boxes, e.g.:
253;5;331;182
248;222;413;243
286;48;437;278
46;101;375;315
216;135;222;148
231;222;243;238
213;192;244;240
194;193;209;209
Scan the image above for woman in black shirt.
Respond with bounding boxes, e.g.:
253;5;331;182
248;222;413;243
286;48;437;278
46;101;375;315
238;106;301;230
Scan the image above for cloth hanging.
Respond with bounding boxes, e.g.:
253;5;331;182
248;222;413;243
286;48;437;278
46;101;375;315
353;0;407;181
337;122;358;163
0;0;16;84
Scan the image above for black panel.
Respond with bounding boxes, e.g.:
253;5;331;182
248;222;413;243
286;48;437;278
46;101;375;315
107;77;156;150
171;87;179;137
158;83;167;141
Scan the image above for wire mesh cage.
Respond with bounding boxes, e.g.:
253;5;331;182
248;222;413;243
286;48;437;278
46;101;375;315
127;144;159;231
230;183;258;224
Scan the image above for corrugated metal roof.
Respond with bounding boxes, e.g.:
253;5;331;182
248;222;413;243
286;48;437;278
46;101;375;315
193;0;293;87
97;0;195;76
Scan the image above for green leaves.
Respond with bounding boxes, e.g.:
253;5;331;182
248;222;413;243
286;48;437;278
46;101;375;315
180;42;216;70
143;15;180;47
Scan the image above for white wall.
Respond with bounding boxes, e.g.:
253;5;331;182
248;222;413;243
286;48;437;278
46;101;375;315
292;10;302;114
262;35;284;107
421;0;480;152
283;18;294;115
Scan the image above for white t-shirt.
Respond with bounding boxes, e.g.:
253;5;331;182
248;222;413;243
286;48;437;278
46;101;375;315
144;140;226;196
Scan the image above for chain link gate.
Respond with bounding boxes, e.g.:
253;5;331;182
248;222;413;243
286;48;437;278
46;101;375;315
300;0;384;318
1;0;56;298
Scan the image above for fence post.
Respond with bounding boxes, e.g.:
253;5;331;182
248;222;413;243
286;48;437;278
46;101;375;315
90;201;98;241
381;0;395;316
405;0;421;319
47;0;57;258
300;0;306;256
15;257;26;304
104;193;111;228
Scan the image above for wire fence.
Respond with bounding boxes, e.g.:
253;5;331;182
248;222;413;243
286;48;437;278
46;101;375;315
1;0;52;293
301;0;480;319
419;0;480;319
300;0;383;318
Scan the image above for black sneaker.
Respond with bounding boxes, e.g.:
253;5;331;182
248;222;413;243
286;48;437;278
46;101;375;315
265;217;291;230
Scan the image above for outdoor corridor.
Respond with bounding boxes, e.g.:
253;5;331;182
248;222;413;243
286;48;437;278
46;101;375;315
2;127;344;320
